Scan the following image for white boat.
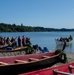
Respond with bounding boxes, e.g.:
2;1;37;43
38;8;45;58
55;35;73;45
55;39;72;45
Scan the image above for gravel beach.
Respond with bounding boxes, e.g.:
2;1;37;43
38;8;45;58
66;52;74;62
53;52;74;67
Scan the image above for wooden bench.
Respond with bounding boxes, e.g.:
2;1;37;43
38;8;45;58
0;62;8;65
29;58;39;61
53;70;73;75
69;65;74;73
42;56;50;58
14;60;28;63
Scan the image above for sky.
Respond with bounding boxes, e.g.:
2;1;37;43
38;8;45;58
0;0;74;29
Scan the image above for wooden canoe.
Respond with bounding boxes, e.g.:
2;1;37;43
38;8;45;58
0;51;63;75
55;38;72;45
0;46;28;57
20;62;74;75
55;35;73;45
0;42;66;75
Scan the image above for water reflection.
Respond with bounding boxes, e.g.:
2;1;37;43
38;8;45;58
55;43;72;52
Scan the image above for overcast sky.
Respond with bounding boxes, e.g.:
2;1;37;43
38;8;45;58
0;0;74;28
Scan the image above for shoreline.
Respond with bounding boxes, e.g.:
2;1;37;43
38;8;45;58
66;52;74;62
52;52;74;67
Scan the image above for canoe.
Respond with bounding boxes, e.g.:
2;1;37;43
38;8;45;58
0;42;66;75
0;44;48;57
0;51;64;75
0;42;43;57
55;35;73;45
55;39;72;45
0;46;28;57
0;43;66;75
20;62;74;75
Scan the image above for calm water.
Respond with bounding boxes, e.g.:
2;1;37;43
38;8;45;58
0;32;74;53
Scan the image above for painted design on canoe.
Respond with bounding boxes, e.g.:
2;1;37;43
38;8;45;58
0;50;26;57
0;46;28;57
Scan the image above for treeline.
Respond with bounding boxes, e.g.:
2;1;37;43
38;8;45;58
0;23;74;32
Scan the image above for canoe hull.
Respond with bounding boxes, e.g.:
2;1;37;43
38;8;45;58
21;62;74;75
0;46;28;57
0;52;61;75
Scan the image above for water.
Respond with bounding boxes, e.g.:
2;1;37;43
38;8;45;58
0;32;74;53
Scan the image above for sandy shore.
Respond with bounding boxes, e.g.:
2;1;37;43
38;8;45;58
66;52;74;62
52;52;74;67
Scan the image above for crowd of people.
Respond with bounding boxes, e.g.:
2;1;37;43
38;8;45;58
0;35;49;53
0;35;31;47
59;35;73;42
17;36;31;47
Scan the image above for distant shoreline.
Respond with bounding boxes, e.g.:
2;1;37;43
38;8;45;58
0;23;74;32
